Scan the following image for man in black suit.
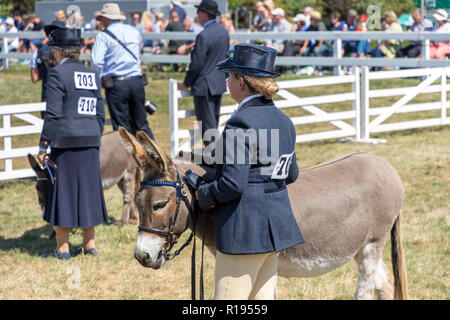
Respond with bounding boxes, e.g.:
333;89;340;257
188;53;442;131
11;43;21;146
178;0;229;146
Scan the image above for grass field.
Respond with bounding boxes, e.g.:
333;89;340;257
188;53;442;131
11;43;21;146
0;64;448;300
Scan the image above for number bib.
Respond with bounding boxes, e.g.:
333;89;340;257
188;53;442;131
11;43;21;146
74;72;97;90
271;151;294;180
78;97;97;115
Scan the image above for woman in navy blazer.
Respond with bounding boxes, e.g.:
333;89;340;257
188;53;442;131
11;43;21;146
196;43;305;299
38;28;108;260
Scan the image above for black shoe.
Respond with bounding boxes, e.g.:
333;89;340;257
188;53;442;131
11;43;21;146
42;249;70;260
73;246;98;257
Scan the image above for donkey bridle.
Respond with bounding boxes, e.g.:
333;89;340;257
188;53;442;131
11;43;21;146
138;170;196;262
138;169;205;300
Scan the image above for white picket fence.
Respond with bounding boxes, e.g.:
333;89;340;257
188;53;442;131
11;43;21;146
169;66;449;157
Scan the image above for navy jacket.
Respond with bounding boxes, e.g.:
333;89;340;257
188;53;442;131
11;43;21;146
39;58;105;150
183;21;229;96
197;96;305;254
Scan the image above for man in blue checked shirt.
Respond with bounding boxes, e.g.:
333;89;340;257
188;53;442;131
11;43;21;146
92;3;154;139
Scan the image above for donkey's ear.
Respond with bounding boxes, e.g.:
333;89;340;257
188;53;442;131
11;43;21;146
27;153;44;173
136;131;174;174
118;127;159;169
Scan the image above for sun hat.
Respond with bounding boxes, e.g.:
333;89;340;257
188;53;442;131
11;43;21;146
195;0;221;16
96;3;126;21
271;8;285;17
5;17;14;25
432;9;448;22
48;28;83;50
293;13;306;22
216;43;280;78
310;11;322;20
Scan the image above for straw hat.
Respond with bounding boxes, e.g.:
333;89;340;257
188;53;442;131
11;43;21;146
310;11;322;20
432;9;448;22
96;3;126;21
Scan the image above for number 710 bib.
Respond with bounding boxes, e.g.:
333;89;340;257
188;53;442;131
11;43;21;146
271;151;294;180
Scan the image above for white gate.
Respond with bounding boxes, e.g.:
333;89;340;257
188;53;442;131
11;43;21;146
361;67;449;142
0;102;45;180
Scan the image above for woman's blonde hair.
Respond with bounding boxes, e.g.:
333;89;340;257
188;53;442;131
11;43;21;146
234;73;279;99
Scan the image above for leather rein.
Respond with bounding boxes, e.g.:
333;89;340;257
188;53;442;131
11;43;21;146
138;170;205;300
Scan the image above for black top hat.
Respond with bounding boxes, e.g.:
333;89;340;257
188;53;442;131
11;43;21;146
44;20;66;37
216;43;280;78
48;28;83;50
195;0;221;16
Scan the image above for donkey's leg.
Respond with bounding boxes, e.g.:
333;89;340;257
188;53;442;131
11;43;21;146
117;177;131;226
374;259;394;300
354;241;385;300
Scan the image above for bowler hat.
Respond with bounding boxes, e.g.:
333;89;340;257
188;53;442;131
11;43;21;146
216;43;280;78
195;0;220;16
48;28;83;50
44;20;66;37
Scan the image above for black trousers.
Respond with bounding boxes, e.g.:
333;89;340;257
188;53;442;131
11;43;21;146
105;77;154;140
396;44;422;58
194;94;222;146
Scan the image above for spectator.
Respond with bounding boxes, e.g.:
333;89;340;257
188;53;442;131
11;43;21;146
2;18;19;52
299;11;329;57
282;13;306;57
131;12;145;33
263;0;275;13
54;10;66;23
331;11;347;31
164;11;185;56
352;16;370;59
12;11;25;31
429;9;450;60
90;10;101;28
221;12;235;33
252;1;271;32
396;8;433;59
141;11;154;48
303;6;313;27
371;11;402;60
152;12;165;52
176;16;203;55
268;8;291;54
171;1;187;24
23;14;45;53
342;9;358;57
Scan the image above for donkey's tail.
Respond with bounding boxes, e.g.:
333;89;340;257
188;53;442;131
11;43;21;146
391;210;409;300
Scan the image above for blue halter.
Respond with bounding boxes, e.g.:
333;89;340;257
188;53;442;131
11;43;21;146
140;179;183;200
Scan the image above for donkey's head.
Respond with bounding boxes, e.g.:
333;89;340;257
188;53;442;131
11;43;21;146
27;153;47;209
119;127;194;269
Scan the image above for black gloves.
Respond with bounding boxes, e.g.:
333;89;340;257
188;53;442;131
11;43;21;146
183;169;203;191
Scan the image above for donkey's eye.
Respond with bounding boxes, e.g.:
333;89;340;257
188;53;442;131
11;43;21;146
153;200;169;211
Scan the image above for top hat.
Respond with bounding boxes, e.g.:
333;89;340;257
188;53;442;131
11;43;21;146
216;43;280;78
48;28;83;50
195;0;220;16
44;20;66;37
96;3;126;21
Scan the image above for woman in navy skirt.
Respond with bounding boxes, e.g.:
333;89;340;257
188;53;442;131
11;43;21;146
38;28;108;260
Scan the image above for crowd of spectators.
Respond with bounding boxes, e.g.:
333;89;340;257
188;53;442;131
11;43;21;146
0;0;449;74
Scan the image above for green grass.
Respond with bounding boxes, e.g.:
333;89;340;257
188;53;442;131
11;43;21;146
0;64;448;300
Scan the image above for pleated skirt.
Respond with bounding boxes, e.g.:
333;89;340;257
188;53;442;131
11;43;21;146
43;147;108;228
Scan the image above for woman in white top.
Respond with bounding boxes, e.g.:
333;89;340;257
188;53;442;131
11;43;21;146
430;9;450;60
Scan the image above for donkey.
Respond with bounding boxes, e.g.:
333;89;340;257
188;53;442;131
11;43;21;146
28;131;140;226
119;127;408;300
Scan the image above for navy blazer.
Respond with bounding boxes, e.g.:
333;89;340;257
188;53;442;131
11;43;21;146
39;58;105;150
183;21;229;96
198;96;305;255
